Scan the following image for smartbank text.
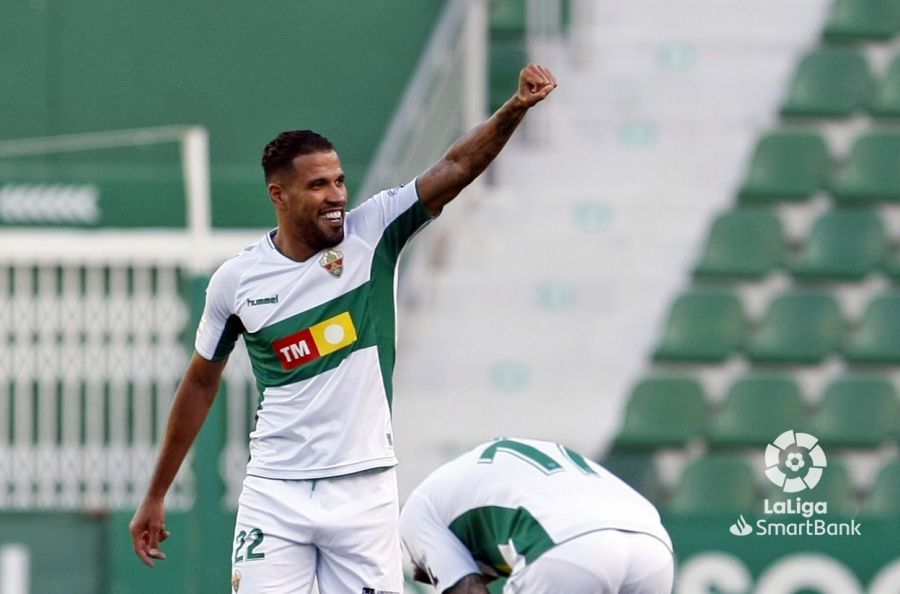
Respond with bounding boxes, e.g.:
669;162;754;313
757;498;862;536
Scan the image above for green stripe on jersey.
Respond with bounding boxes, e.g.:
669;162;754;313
243;197;430;394
243;283;376;390
448;506;556;576
369;197;432;408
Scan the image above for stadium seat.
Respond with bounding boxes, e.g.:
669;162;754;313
613;376;707;451
844;293;900;364
652;290;746;363
668;456;760;514
870;52;900;119
790;209;887;281
737;130;830;204
822;0;900;41
693;209;786;279
707;375;807;449
780;47;874;118
747;291;843;364
866;459;900;516
601;451;667;505
812;376;899;447
831;131;900;204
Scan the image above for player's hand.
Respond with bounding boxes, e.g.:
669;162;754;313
515;63;558;108
129;497;171;568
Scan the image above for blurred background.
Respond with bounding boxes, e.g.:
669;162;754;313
2;0;900;592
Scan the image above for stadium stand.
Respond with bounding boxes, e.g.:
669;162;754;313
746;290;844;364
693;208;786;279
865;459;900;516
707;375;808;449
812;375;900;448
605;0;900;546
870;52;900;119
831;131;900;204
821;0;900;41
780;46;874;118
668;456;760;514
737;129;832;204
612;375;708;451
844;293;900;364
790;209;887;280
652;290;746;362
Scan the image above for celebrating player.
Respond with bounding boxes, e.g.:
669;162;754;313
128;64;557;593
400;438;674;594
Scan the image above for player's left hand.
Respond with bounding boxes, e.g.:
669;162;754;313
516;63;558;108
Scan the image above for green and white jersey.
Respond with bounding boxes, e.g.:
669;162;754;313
195;180;431;479
399;438;672;593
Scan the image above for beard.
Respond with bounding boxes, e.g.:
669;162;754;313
293;215;344;252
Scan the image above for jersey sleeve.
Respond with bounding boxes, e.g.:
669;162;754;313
400;492;480;594
346;178;433;261
194;260;245;361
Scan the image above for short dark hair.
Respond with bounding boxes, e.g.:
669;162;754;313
262;130;335;181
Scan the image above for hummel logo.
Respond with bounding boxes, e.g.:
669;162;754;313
247;295;278;307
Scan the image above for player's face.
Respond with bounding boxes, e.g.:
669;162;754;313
276;150;348;253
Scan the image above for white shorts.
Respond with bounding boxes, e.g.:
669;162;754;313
230;468;402;594
504;529;674;594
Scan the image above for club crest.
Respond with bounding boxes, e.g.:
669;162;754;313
319;248;344;278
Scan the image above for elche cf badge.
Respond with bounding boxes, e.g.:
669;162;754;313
319;248;344;278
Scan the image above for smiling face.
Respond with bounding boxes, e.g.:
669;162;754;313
268;150;348;260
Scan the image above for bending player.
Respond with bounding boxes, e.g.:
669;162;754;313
129;64;557;594
400;438;674;594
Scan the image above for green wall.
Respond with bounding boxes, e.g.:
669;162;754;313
1;1;447;227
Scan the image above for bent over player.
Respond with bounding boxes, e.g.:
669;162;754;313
400;438;674;594
129;64;557;593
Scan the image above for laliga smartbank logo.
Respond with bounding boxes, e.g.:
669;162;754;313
728;430;861;538
764;429;826;492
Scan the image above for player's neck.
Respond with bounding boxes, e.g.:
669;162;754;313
271;228;317;262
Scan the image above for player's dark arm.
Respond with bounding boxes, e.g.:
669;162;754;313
416;63;557;216
129;353;227;567
445;574;491;594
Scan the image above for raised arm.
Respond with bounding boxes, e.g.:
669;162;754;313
416;63;557;215
129;352;227;567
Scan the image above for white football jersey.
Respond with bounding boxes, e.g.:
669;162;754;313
400;438;673;593
195;181;431;479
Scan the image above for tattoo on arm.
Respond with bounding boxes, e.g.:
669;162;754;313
417;96;529;215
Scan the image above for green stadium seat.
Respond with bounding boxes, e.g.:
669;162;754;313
707;375;807;449
668;456;760;514
747;291;843;364
613;376;707;451
737;130;830;204
652;290;746;363
601;451;667;505
790;209;887;281
693;209;786;279
870;53;900;119
831;131;900;204
823;0;900;41
813;376;899;447
780;47;874;118
866;459;900;516
844;293;900;364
